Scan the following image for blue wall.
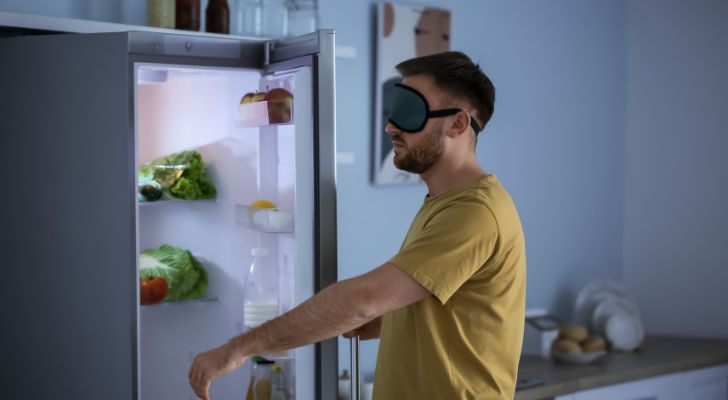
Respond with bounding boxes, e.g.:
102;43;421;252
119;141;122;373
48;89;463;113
1;0;629;379
623;0;728;339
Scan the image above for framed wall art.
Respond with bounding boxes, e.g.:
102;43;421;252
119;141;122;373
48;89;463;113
372;2;451;185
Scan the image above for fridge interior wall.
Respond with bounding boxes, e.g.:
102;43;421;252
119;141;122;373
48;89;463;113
135;63;300;400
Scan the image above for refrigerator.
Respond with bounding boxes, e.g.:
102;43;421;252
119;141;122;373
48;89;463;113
0;28;338;400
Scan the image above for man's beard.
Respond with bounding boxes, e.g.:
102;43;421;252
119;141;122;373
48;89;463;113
392;130;444;174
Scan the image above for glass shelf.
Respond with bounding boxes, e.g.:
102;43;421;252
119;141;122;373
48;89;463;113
236;100;294;128
141;297;219;308
138;199;218;207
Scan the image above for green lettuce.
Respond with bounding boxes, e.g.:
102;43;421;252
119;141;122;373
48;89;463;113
140;244;208;301
138;150;217;201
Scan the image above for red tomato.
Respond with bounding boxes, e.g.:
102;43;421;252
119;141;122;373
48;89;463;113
140;277;169;305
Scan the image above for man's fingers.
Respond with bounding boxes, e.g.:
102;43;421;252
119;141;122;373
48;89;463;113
189;361;212;400
191;377;212;400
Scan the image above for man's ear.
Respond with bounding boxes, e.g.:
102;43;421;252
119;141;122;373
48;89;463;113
446;111;471;139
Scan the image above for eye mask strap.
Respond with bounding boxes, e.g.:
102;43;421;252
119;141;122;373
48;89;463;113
428;109;482;134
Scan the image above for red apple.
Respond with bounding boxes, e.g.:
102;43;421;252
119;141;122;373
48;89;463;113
241;91;267;104
265;88;293;124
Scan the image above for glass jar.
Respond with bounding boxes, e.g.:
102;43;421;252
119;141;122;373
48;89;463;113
206;0;230;34
147;0;175;28
287;0;318;36
261;0;288;37
252;357;275;400
270;364;288;400
176;0;201;31
234;0;263;36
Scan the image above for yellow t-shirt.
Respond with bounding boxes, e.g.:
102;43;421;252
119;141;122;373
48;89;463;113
374;175;526;400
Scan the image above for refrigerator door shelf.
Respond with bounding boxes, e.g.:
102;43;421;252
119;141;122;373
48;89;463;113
236;204;294;233
140;296;219;308
236;100;295;128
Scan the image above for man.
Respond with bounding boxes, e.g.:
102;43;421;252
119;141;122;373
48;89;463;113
189;51;526;400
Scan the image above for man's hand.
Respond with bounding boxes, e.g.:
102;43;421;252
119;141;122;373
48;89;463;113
188;344;246;400
343;316;383;341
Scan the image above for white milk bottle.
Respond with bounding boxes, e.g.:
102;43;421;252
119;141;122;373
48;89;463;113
243;247;279;329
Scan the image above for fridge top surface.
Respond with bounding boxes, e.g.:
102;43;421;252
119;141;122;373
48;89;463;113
1;11;333;68
0;10;267;40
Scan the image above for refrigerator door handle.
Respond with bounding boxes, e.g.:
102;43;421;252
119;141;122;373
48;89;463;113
350;336;361;400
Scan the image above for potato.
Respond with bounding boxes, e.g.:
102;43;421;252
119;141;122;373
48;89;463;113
552;338;582;354
559;324;589;342
581;335;607;352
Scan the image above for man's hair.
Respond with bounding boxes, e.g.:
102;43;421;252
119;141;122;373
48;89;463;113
395;51;495;132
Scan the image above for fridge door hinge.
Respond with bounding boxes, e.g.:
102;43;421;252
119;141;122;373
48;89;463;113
265;30;331;64
264;40;272;66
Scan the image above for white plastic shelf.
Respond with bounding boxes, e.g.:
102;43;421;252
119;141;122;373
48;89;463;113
236;100;294;128
235;204;294;233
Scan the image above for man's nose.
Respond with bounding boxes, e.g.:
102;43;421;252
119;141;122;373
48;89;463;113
384;122;400;136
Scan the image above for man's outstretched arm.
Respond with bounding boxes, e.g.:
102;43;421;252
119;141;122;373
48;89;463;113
189;262;429;400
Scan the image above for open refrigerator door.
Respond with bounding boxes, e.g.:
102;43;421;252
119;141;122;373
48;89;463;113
0;26;335;400
135;58;317;400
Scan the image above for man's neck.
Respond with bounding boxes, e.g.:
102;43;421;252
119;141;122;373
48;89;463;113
421;157;486;197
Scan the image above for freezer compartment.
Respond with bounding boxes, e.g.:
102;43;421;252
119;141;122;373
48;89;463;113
134;62;302;400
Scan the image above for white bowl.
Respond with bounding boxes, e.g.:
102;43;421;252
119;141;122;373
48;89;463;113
574;280;633;328
592;296;642;333
605;312;644;352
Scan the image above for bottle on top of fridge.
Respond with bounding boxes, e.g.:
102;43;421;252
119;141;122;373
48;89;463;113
243;247;279;329
233;0;263;36
206;0;230;34
176;0;201;31
147;0;175;28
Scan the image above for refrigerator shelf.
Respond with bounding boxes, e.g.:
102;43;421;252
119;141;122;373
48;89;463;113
138;199;219;207
235;204;294;233
236;100;294;128
141;297;219;308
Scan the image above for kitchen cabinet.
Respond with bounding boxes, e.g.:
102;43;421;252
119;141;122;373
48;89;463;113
554;364;728;400
681;364;728;400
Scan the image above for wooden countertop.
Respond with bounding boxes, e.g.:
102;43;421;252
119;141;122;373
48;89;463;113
515;336;728;400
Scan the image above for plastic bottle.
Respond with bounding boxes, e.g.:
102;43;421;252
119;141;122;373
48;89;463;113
206;0;230;34
243;248;279;329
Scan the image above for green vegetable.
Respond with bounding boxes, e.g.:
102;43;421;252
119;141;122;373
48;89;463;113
140;244;208;301
140;185;163;201
138;150;217;201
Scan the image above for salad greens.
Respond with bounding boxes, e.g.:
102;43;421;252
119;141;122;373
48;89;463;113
140;244;208;301
138;150;217;202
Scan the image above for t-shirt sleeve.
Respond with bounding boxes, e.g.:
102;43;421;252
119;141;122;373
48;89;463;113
388;199;499;305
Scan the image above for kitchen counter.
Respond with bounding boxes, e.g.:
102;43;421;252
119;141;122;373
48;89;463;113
515;335;728;400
